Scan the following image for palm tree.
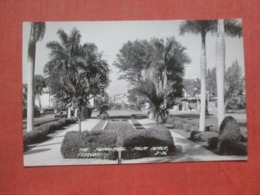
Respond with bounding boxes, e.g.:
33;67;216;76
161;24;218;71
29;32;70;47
216;20;226;127
27;22;46;132
135;79;170;123
179;19;242;131
44;28;110;132
44;28;83;118
216;20;242;127
179;20;217;131
145;37;190;113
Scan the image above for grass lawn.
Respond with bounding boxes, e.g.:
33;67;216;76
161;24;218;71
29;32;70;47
170;110;247;137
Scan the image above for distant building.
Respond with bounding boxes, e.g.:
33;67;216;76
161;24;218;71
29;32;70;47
110;94;129;104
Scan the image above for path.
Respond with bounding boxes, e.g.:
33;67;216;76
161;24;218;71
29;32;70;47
24;110;247;166
124;118;247;163
24;119;118;166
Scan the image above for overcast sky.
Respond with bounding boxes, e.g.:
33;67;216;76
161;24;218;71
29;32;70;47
22;20;245;96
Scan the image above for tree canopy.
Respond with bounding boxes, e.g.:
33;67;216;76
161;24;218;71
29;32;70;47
44;28;110;131
115;36;191;122
225;60;245;100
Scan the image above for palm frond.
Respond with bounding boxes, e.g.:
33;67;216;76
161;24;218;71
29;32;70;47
224;19;242;37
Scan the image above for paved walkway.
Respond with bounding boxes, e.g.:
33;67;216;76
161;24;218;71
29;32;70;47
24;114;247;167
129;119;247;163
24;119;118;167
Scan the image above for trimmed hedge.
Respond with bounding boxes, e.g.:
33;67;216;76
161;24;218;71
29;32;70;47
190;130;201;140
61;130;118;160
61;128;175;160
220;142;247;155
218;116;243;155
23;118;77;150
207;136;219;149
120;129;175;159
195;132;218;142
23;118;60;129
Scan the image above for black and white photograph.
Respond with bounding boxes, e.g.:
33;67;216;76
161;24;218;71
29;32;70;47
22;19;247;167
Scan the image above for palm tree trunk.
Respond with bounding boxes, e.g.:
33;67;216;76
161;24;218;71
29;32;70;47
216;19;226;127
199;33;207;131
26;25;36;132
78;107;82;133
38;94;42;109
67;106;71;118
163;65;167;108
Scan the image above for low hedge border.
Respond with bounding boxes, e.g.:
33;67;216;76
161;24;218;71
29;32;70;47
23;118;60;129
61;130;118;160
23;117;77;151
61;128;175;160
190;130;247;156
120;129;175;159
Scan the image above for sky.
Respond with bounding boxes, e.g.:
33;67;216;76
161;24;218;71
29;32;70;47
22;20;245;96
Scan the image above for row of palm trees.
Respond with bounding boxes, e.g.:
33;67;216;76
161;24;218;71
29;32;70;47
25;19;242;132
179;19;242;130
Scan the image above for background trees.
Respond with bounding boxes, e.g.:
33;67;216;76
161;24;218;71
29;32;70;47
44;28;110;132
26;22;46;132
115;36;190;123
34;75;46;109
225;60;245;110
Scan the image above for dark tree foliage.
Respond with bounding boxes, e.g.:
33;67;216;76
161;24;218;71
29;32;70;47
115;36;191;123
44;28;110;132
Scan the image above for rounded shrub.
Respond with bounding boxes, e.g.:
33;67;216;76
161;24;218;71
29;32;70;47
207;136;219;149
190;130;201;140
58;118;67;126
218;116;243;155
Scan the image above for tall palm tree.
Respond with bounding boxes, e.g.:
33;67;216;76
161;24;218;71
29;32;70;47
180;20;217;131
27;22;46;132
216;19;242;127
216;20;226;127
179;19;242;131
44;28;83;118
44;28;110;132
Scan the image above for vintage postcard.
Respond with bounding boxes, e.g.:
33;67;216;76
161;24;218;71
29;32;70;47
22;19;247;166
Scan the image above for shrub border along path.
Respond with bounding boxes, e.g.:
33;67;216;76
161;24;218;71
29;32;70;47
24;117;247;167
23;119;113;166
129;119;247;163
